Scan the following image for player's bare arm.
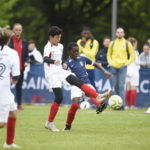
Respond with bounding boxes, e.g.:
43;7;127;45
93;62;112;78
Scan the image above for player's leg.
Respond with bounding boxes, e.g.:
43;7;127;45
130;74;139;109
130;86;137;108
125;81;131;108
45;88;63;132
66;74;111;103
3;102;20;148
64;98;80;131
0;104;8;128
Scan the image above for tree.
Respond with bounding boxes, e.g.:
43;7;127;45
7;0;112;57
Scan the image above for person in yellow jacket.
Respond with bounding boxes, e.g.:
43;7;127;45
77;27;99;88
107;27;135;109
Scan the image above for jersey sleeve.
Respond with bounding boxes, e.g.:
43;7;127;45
11;51;20;77
84;56;94;65
43;43;51;57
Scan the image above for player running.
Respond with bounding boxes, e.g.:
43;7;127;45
63;42;112;131
0;29;20;148
44;26;112;132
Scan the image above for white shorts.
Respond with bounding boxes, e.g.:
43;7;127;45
0;102;17;123
71;84;94;101
46;69;73;89
126;73;139;86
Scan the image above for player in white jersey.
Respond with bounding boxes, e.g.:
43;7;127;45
0;29;20;148
43;26;111;132
125;37;140;109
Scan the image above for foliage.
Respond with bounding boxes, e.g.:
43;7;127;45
0;0;150;54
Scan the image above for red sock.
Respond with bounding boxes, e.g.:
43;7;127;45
90;97;99;107
66;103;79;126
6;117;16;145
131;90;137;106
81;84;99;98
125;90;131;106
48;102;60;122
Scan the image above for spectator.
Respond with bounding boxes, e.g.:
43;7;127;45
147;38;150;46
96;37;111;69
9;23;29;110
125;37;140;109
139;43;150;68
28;40;43;64
107;27;135;109
77;27;99;88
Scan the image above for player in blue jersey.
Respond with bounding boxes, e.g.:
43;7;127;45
63;42;112;131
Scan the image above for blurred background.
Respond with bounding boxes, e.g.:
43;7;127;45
0;0;150;58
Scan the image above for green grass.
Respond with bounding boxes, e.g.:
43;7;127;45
0;105;150;150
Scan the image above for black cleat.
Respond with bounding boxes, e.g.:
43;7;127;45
96;104;103;114
63;125;71;131
101;102;107;111
96;103;107;114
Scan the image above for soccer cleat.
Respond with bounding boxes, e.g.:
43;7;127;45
62;125;71;131
101;102;107;111
45;121;59;132
3;142;21;148
96;89;112;104
96;104;103;114
18;105;24;110
96;102;107;114
145;108;150;114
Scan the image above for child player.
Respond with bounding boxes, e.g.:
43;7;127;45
63;42;112;131
43;26;112;132
0;29;20;148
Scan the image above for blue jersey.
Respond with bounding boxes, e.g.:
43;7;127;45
65;56;94;84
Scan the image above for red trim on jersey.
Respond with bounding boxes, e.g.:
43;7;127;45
51;44;53;47
48;52;52;66
13;35;23;71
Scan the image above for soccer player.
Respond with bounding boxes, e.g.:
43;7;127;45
44;26;111;132
0;29;20;148
63;42;112;131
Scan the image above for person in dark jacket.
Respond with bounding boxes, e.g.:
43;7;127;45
9;23;29;110
96;37;111;69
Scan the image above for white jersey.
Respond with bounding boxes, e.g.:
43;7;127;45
0;45;20;104
43;41;63;76
127;50;140;77
29;48;43;63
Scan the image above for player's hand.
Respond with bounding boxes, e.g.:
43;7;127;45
142;62;147;67
104;71;112;78
54;60;60;65
63;63;68;69
24;62;28;67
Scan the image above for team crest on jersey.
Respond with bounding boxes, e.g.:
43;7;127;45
80;61;84;67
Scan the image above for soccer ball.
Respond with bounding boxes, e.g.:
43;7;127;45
108;95;123;110
80;101;91;110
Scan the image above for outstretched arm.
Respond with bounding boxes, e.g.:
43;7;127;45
93;62;112;78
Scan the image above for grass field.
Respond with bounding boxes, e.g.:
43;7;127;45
0;105;150;150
